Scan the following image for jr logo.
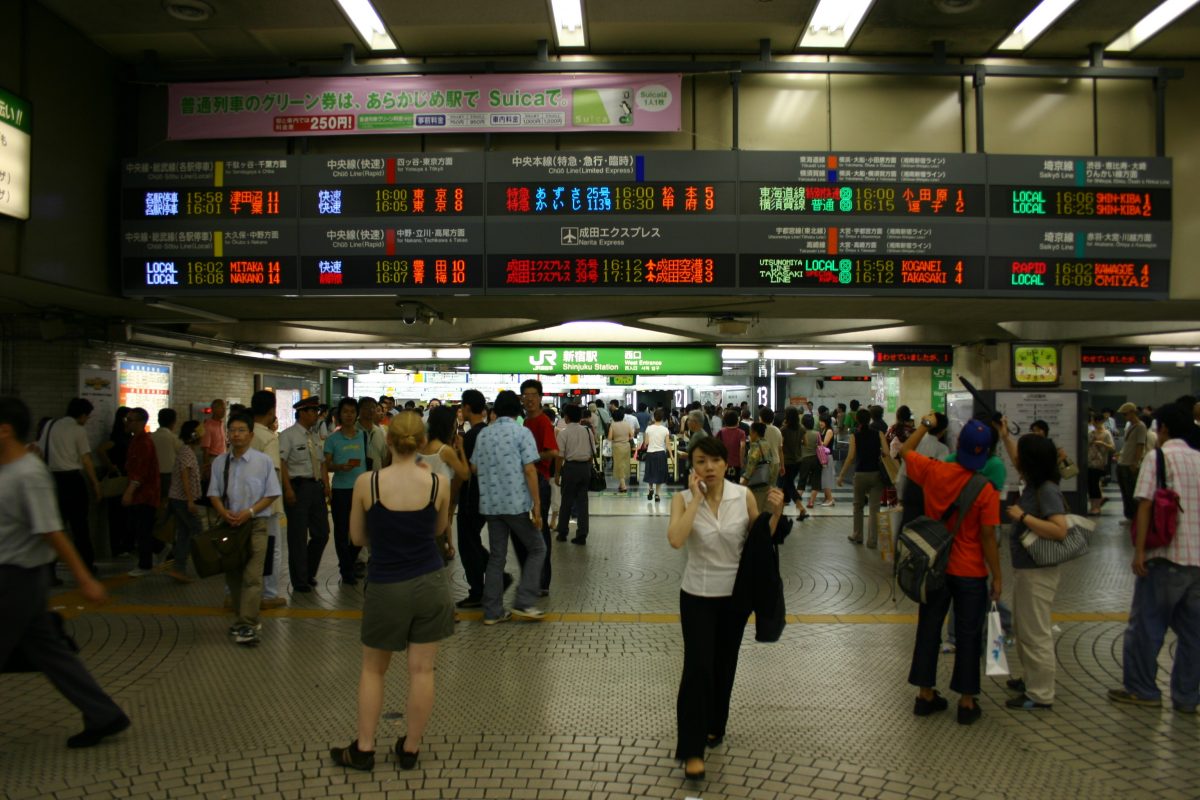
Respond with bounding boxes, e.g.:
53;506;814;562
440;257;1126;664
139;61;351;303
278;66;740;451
529;350;558;369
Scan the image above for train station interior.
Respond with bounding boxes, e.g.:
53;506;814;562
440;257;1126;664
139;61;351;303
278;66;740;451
2;1;1200;799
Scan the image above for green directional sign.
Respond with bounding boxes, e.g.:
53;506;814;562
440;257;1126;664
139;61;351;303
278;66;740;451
609;375;636;386
471;346;721;376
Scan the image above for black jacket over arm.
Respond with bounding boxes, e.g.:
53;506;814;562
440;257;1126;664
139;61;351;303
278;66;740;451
732;512;791;643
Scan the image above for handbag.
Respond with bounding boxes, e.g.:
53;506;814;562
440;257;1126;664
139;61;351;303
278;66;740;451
589;457;608;492
816;443;830;467
1137;447;1181;550
985;602;1010;677
1020;488;1093;567
99;470;129;499
745;442;771;487
190;453;253;578
878;432;900;485
1058;457;1079;480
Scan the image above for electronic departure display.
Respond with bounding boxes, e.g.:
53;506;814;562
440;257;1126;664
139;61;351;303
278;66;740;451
300;184;481;216
118;151;1173;299
487;182;732;214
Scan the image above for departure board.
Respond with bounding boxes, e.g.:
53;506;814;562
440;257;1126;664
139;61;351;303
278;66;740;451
118;151;1173;300
121;158;300;294
986;156;1171;298
298;154;485;294
484;152;738;293
738;152;988;295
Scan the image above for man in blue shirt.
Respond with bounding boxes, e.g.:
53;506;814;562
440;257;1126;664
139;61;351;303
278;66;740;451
471;390;545;625
209;412;281;647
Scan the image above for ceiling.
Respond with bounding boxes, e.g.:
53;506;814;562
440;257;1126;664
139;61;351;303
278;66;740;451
34;0;1200;62
14;0;1200;367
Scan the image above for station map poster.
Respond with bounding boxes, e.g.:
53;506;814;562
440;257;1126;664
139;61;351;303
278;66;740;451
79;368;117;452
120;151;1171;299
118;360;172;429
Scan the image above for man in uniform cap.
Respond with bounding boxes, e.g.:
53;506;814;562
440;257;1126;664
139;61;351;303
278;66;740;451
279;397;330;591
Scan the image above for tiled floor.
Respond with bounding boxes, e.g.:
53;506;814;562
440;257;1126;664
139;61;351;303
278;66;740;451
2;482;1195;800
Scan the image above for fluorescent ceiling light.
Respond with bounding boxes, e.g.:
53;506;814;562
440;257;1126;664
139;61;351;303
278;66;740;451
775;371;796;376
1108;0;1200;51
1103;376;1167;383
996;0;1081;51
721;349;761;360
722;360;748;365
1124;367;1151;373
766;349;873;362
434;348;470;360
818;360;846;365
1150;349;1200;363
791;366;820;371
549;0;586;48
454;365;470;371
799;0;875;49
281;348;432;360
335;0;397;51
233;348;277;361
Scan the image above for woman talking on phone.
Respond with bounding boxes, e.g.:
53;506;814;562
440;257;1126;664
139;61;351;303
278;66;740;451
667;436;785;782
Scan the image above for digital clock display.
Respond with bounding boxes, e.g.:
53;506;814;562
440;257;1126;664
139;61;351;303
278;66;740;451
990;186;1171;220
125;257;296;293
487;254;736;289
487;182;731;214
124;188;294;219
740;255;983;293
301;184;481;216
301;255;484;292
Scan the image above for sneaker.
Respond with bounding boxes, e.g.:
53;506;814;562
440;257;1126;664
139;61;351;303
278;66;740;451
127;568;151;577
941;642;957;654
957;703;982;725
913;692;949;717
483;611;512;626
260;597;287;610
1005;694;1052;710
455;596;483;609
330;740;375;771
66;713;131;749
233;625;261;646
1107;688;1160;707
820;499;836;507
512;607;546;621
228;623;262;637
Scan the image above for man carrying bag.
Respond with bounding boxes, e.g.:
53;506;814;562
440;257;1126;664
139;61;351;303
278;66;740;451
204;412;280;648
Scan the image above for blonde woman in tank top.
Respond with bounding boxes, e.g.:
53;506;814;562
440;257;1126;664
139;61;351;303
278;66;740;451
416;406;469;562
667;435;784;782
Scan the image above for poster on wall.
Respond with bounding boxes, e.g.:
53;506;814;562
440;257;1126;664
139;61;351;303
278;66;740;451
993;390;1079;493
78;368;117;452
118;360;172;429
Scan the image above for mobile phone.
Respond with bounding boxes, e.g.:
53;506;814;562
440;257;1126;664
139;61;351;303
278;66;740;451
697;480;708;494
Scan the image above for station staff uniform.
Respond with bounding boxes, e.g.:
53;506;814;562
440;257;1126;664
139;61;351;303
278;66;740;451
279;398;329;590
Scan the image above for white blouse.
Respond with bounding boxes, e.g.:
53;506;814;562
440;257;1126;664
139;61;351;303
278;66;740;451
680;481;750;597
643;423;670;453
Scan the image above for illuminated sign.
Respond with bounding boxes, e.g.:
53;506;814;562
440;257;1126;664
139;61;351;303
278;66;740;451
1080;346;1151;366
741;255;981;291
470;346;721;376
124;257;296;293
488;254;735;289
488;182;730;214
989;186;1170;221
0;86;31;220
743;184;984;216
123;187;293;219
301;255;483;291
873;345;953;366
301;184;479;216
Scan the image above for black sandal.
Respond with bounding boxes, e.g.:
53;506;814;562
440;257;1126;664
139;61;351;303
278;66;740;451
330;740;375;771
395;735;420;770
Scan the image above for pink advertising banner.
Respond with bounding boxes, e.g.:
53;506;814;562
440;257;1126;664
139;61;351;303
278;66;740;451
167;74;681;140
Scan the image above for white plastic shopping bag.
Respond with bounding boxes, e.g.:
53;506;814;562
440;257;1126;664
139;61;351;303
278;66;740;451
985;602;1010;677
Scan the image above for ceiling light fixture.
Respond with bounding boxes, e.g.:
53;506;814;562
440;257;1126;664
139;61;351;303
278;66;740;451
720;348;761;360
798;0;875;49
1108;0;1200;51
1150;349;1200;363
995;0;1081;51
765;348;873;362
548;0;587;48
281;347;433;360
434;348;471;360
775;371;796;376
1124;367;1151;373
334;0;397;51
164;0;213;23
233;348;278;361
818;360;846;365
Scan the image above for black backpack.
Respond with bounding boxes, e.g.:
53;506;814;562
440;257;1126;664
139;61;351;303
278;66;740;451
894;473;989;604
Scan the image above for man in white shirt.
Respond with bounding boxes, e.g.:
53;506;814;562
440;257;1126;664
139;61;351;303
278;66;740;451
38;398;103;574
279;397;329;592
249;390;286;608
151;408;181;501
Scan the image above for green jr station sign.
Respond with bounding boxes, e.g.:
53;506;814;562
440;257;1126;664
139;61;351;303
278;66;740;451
470;346;721;376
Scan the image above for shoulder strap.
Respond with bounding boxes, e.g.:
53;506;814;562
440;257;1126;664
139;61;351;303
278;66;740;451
43;418;59;462
946;473;989;536
221;451;233;507
371;470;379;506
429;473;439;505
1157;446;1168;489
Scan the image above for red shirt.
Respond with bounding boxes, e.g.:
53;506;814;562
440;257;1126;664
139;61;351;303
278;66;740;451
524;412;557;479
903;451;999;578
126;431;162;507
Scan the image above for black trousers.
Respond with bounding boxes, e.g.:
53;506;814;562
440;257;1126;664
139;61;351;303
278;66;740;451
908;574;989;697
330;488;360;581
285;479;329;587
52;471;94;572
1117;464;1139;520
457;505;488;599
676;590;749;760
1087;467;1105;501
131;503;158;570
513;473;552;591
556;461;591;541
0;565;125;729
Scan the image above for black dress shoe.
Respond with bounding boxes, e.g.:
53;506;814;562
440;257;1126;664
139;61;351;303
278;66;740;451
957;703;982;725
570;537;586;545
331;740;375;771
555;534;568;542
293;584;313;593
67;714;130;748
395;735;419;770
455;596;483;609
913;692;949;716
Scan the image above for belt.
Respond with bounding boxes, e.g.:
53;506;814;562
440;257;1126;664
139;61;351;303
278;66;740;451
567;459;591;463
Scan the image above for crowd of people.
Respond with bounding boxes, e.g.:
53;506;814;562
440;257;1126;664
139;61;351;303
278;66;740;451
1;386;1198;781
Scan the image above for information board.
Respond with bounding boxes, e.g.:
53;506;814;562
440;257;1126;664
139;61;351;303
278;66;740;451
485;152;738;292
994;390;1080;493
471;345;721;376
738;152;988;294
118;151;1173;299
986;156;1171;298
0;87;31;220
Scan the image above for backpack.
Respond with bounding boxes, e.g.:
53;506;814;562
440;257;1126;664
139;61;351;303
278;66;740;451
894;472;989;604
